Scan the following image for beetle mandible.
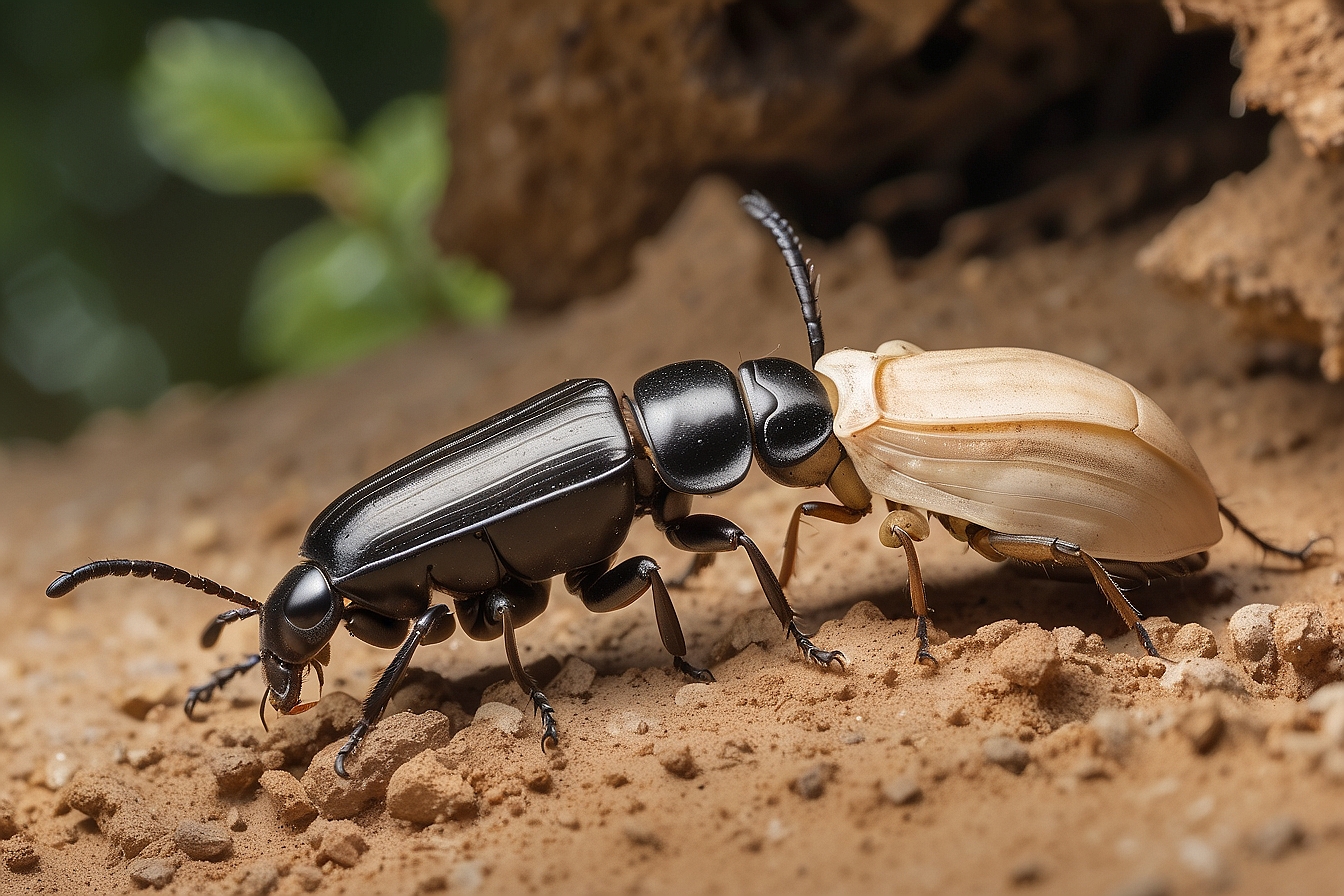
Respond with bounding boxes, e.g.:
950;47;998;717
47;304;856;776
739;192;1323;664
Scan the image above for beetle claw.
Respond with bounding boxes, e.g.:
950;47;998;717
915;650;938;668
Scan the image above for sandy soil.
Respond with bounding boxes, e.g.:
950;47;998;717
1;178;1342;896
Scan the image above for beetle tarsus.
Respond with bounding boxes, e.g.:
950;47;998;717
788;621;846;670
673;656;715;682
184;653;262;718
528;689;560;752
334;721;369;779
914;617;938;667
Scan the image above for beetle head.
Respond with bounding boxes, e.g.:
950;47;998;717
259;563;341;715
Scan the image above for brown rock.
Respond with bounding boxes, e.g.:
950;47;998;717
991;625;1062;690
1248;815;1305;860
316;820;367;868
1178;703;1225;754
209;749;265;796
259;770;317;825
1172;624;1218;660
1273;603;1334;671
0;795;16;840
1226;604;1279;683
880;776;922;806
984;737;1031;774
657;745;699;780
792;763;836;800
548;656;598;698
261;692;361;766
174;820;233;861
128;856;178;889
234;862;280;896
302;711;455;819
3;838;38;873
386;751;478;824
63;767;166;858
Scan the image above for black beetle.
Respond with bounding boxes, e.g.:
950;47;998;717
47;238;858;776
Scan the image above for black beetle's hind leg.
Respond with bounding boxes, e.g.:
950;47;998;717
1219;500;1331;565
664;514;845;670
334;603;454;778
970;529;1163;659
499;606;559;750
184;653;261;718
567;556;714;682
666;553;715;589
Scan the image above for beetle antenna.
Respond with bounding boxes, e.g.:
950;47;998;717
740;191;825;367
46;559;262;612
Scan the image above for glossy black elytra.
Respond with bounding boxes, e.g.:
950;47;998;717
46;200;857;777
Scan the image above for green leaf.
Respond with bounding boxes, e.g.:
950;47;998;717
244;218;425;371
133;19;345;194
432;256;510;324
355;93;447;235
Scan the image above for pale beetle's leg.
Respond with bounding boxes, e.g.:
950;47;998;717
878;504;937;666
968;528;1163;659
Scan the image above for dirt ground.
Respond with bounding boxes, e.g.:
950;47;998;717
1;178;1342;896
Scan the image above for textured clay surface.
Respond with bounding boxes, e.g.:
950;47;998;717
1;179;1343;894
1139;122;1344;381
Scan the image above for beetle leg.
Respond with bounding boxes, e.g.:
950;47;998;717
200;607;260;649
567;556;714;681
333;603;452;779
878;510;937;667
183;653;262;719
780;502;869;586
971;530;1163;660
499;605;560;751
664;514;846;670
1218;501;1331;565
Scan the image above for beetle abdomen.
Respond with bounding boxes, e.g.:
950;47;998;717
817;347;1221;562
303;379;636;605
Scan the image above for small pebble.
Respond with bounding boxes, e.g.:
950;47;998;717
1249;816;1305;860
658;745;699;780
880;776;922;806
1161;659;1242;695
991;626;1061;690
3;838;39;872
0;795;17;840
548;657;597;697
1009;858;1045;886
386;752;477;824
1171;624;1218;659
1177;704;1225;754
983;736;1030;774
1273;604;1333;670
316;820;367;868
234;862;280;896
1227;604;1278;681
291;866;324;892
792;763;834;799
1305;681;1344;714
227;808;246;832
259;770;317;825
128;856;178;889
622;823;663;849
175;820;233;860
44;752;79;790
210;750;265;795
1089;708;1132;757
975;619;1022;648
473;702;524;737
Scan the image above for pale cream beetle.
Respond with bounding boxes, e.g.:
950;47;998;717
741;193;1321;664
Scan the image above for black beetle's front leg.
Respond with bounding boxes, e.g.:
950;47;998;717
184;653;262;718
334;603;455;778
663;514;845;670
567;556;714;682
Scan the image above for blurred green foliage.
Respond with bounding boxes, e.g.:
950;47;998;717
0;0;494;440
133;19;506;372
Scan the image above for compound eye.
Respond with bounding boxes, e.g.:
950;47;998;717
283;565;335;629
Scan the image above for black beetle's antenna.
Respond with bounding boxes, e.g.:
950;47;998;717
740;191;825;367
46;559;262;612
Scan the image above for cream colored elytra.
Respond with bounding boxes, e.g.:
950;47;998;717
813;340;1223;564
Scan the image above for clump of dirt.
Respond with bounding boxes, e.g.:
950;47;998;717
2;178;1343;894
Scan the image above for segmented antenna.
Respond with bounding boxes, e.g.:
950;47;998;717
46;559;262;611
739;191;825;367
